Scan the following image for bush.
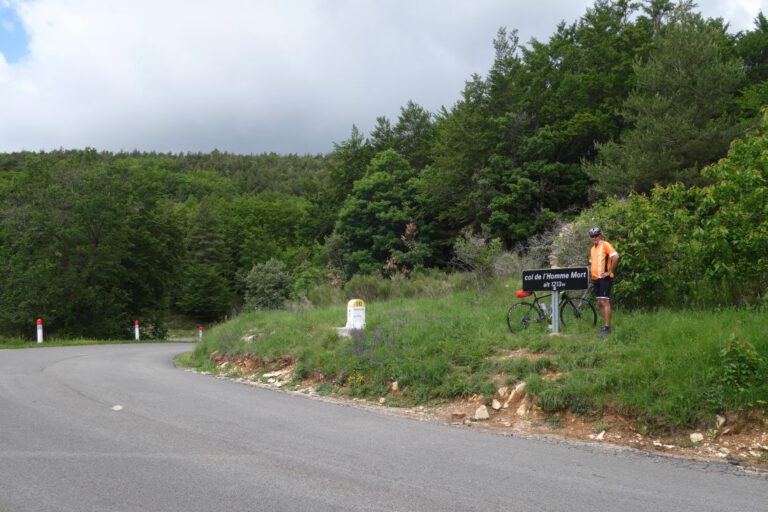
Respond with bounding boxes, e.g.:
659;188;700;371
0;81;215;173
243;258;293;310
343;273;393;302
452;228;503;290
306;282;345;307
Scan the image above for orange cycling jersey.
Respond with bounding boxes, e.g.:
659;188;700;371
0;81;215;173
590;240;618;280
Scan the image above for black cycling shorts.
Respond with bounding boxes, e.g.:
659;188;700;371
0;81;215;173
593;278;613;300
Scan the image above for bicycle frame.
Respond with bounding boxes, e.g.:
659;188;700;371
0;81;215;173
507;290;597;335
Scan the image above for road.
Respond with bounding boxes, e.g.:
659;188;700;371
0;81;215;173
0;344;765;512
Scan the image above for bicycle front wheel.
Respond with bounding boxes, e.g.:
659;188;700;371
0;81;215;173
507;302;545;334
559;298;597;333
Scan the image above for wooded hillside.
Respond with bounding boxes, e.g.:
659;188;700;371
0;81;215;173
1;1;766;338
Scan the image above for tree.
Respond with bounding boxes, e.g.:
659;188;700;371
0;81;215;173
392;101;435;170
324;126;375;208
735;12;768;118
243;258;293;310
175;263;232;322
333;150;420;275
174;199;234;321
588;8;747;195
0;159;181;338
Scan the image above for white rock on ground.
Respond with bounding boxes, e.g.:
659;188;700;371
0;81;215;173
504;382;527;408
474;405;490;421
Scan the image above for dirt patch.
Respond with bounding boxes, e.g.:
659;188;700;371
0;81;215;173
204;352;768;470
428;392;768;469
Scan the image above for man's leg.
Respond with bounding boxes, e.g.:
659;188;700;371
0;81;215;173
597;298;611;327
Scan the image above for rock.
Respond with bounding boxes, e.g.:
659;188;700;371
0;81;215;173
516;401;528;417
474;405;490;421
491;399;502;411
390;381;399;392
497;386;509;399
504;382;527;408
596;430;606;441
716;414;726;428
378;397;386;404
690;432;704;443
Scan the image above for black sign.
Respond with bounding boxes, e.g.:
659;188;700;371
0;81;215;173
522;267;590;292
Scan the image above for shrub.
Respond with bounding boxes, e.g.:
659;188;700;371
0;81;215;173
307;282;345;307
452;228;503;290
243;258;293;310
343;273;393;302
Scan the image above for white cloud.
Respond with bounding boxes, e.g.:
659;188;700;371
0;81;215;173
0;0;765;154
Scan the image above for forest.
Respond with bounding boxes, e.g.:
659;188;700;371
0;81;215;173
1;0;767;338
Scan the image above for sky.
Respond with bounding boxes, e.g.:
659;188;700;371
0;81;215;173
0;0;765;155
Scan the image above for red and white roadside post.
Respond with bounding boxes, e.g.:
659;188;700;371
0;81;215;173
198;325;203;341
134;320;140;341
36;318;43;344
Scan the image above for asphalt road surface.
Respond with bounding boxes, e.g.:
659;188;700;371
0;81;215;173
1;344;766;512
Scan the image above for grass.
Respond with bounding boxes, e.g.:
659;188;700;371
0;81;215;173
182;275;768;433
0;337;177;349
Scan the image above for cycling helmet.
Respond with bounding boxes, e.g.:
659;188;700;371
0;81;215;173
588;227;601;237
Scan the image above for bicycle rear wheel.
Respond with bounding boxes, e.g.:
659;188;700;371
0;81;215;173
559;298;597;333
507;302;546;334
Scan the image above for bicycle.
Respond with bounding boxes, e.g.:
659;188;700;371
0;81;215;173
506;290;597;334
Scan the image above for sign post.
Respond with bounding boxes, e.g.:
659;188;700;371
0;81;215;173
521;267;589;334
36;318;43;344
134;320;140;341
198;325;203;341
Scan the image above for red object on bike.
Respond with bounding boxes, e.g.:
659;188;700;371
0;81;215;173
515;290;532;298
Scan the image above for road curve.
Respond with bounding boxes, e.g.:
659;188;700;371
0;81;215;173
0;344;765;512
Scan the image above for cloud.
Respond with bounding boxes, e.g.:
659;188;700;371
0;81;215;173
0;0;764;154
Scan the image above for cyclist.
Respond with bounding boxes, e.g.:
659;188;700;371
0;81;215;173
588;227;619;336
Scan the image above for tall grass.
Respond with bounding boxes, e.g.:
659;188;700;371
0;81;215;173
187;273;767;432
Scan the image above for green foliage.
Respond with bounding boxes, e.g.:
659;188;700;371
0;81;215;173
571;111;768;308
2;1;767;336
588;8;747;195
736;12;768;84
342;273;393;303
175;263;231;322
243;258;293;310
718;335;766;395
0;157;182;338
452;229;503;289
332;149;420;275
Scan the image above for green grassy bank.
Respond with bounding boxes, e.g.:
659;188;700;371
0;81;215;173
183;277;768;433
